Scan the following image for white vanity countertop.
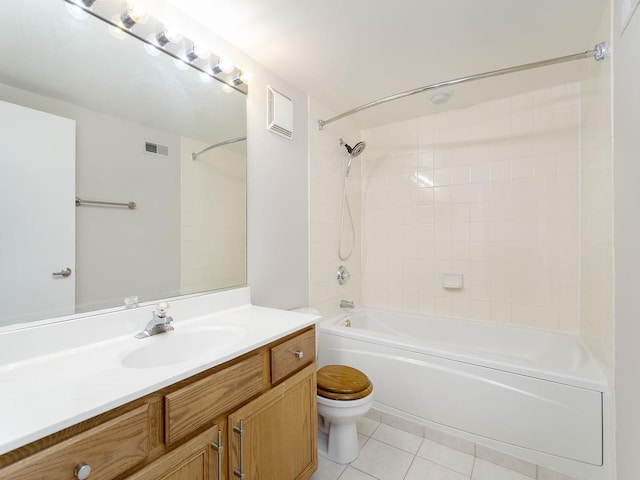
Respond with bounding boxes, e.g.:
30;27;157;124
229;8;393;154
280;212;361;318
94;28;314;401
0;287;318;456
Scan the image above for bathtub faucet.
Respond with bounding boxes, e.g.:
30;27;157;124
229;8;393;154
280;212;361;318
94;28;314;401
340;299;355;309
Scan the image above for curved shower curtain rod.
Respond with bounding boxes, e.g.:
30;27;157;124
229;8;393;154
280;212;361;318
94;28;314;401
317;42;608;130
192;136;247;160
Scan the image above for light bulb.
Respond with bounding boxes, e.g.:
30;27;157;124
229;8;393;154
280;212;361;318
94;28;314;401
120;3;148;29
155;28;182;46
239;71;252;84
218;58;234;74
184;44;210;62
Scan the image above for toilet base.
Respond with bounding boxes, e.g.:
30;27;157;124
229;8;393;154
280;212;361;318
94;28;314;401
317;416;360;464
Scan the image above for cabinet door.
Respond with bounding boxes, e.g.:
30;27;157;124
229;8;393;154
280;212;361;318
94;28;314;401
228;365;317;480
0;405;150;480
125;426;222;480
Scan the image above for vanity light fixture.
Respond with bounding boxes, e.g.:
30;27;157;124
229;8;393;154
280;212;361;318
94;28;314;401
184;43;210;62
145;28;181;57
232;73;244;86
63;0;249;93
211;58;234;74
119;3;147;29
155;28;182;47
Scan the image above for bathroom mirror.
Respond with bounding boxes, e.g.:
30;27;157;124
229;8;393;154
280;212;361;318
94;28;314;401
0;0;247;328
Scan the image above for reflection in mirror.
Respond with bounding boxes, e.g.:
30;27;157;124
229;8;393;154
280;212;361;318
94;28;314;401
0;0;247;328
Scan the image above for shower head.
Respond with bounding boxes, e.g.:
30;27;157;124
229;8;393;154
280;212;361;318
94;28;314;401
340;138;366;158
339;138;366;177
347;141;366;157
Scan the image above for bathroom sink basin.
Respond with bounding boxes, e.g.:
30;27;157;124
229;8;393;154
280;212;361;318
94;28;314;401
121;326;245;369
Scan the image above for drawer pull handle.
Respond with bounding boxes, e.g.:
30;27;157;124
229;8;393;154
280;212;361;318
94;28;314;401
74;462;92;480
233;420;245;479
294;350;304;359
210;429;223;480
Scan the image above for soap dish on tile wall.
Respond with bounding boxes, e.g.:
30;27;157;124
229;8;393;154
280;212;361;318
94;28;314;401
442;273;463;289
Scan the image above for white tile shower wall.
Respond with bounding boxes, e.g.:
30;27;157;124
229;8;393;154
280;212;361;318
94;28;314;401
361;84;582;332
180;137;246;294
309;99;362;317
579;5;614;381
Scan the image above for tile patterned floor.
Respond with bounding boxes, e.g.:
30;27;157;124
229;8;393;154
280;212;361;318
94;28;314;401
310;417;539;480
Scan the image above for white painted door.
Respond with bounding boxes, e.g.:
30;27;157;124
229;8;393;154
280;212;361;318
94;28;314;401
0;100;75;326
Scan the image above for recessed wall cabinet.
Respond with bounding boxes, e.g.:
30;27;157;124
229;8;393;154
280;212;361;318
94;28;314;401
0;327;317;480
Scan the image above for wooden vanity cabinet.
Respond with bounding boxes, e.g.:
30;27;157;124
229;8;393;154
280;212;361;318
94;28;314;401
0;326;317;480
0;404;153;480
124;426;222;480
228;365;317;480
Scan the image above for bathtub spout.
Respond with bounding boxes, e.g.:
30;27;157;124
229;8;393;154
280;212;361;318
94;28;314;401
340;299;355;309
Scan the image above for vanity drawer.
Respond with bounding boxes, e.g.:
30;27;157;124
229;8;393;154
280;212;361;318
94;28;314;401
0;404;150;480
165;353;265;445
271;328;315;384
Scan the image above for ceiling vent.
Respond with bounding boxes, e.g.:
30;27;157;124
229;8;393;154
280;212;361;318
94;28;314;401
267;86;293;139
144;141;169;157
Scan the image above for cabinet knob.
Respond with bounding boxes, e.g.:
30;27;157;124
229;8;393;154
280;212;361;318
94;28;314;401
294;350;304;359
74;462;91;480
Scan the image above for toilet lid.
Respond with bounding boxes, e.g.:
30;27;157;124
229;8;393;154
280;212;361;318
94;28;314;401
317;365;373;400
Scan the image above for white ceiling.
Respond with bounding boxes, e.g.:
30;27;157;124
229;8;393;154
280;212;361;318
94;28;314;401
165;0;608;128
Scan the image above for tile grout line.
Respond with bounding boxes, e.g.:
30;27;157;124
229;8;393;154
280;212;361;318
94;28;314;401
401;436;425;480
469;453;477;480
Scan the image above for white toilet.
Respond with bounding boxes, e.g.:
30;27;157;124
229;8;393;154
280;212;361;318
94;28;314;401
316;365;374;464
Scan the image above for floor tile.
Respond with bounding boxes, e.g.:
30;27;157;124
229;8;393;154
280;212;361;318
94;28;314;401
472;458;533;480
339;467;379;480
351;438;414;480
405;457;470;480
310;455;346;480
417;438;475;476
372;423;423;454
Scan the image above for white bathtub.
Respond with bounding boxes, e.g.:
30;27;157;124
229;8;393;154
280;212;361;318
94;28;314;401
317;308;607;468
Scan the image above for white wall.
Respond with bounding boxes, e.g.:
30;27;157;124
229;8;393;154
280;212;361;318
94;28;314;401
613;0;640;477
147;3;311;310
245;73;309;309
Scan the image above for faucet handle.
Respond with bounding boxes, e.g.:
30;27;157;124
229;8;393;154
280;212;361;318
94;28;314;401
155;302;169;317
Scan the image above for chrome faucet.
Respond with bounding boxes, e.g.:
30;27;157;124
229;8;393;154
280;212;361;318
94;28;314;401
340;299;355;309
135;302;174;338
